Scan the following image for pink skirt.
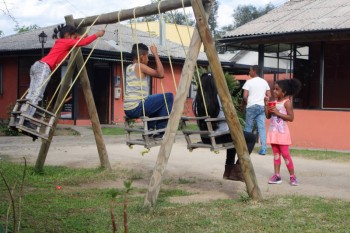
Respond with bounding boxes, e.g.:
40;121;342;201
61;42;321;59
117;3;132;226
267;126;291;145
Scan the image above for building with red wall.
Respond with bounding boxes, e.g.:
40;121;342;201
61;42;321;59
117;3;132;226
219;0;350;151
0;24;232;125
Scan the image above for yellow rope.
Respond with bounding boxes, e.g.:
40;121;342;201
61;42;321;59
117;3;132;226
21;15;100;101
117;11;126;98
181;0;208;116
170;11;187;55
169;10;192;115
145;8;170;116
144;16;152;39
45;47;79;111
158;1;178;92
76;17;86;29
55;24;107;115
132;8;146;118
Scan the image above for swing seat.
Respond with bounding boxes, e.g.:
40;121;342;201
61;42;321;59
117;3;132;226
8;99;56;141
181;116;234;152
123;115;169;149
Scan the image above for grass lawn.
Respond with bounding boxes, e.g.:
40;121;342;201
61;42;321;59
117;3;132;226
254;147;350;162
101;127;126;135
1;161;350;233
100;123;200;136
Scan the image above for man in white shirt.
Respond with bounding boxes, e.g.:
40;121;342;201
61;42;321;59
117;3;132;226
243;65;271;155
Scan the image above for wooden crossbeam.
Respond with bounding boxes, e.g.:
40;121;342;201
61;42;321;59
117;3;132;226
73;0;212;27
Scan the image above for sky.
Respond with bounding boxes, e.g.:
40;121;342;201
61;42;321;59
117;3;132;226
0;0;288;36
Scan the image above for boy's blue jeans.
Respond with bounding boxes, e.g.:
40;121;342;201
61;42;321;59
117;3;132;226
124;93;173;130
244;104;267;150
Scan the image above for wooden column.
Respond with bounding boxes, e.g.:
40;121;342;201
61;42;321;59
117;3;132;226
35;50;77;172
66;15;111;170
192;0;263;201
143;3;212;210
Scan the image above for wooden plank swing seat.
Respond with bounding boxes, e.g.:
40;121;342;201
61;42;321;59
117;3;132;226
8;99;56;141
181;116;234;153
123;115;169;150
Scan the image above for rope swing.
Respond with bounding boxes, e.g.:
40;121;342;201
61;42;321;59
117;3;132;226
122;6;181;154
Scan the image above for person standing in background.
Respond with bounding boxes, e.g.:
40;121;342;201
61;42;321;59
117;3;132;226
243;65;271;155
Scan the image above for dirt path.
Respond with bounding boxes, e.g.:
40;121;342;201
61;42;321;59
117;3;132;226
1;134;349;202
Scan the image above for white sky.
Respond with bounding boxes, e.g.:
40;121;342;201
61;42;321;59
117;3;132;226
0;0;288;36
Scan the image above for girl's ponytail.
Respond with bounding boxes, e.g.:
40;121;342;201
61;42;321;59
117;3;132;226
276;79;302;97
52;27;59;39
52;24;64;39
52;24;76;39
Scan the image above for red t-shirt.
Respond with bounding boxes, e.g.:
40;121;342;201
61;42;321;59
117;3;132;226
41;34;97;70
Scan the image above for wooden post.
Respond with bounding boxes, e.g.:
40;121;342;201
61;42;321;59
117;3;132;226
143;3;212;210
73;0;211;27
66;15;111;170
35;50;77;172
191;0;263;201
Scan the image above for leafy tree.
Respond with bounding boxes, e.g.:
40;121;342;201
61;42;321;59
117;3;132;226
170;10;195;26
217;3;275;39
220;25;235;32
194;66;243;113
1;0;20;36
208;0;219;37
136;0;195;26
232;3;275;28
14;24;40;33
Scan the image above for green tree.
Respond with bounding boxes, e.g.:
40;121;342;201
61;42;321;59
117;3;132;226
193;67;245;126
136;0;195;26
0;30;3;37
217;3;275;39
232;3;275;28
14;24;40;33
208;0;219;37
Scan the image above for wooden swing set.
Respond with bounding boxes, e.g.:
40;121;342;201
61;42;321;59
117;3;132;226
120;2;233;155
9;0;263;208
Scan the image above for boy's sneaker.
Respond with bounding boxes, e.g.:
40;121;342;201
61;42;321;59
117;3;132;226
268;174;282;184
258;148;266;155
290;176;299;186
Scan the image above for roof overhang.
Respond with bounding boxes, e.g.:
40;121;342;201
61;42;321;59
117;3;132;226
218;29;350;52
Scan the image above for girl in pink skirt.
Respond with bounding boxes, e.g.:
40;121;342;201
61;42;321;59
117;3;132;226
265;79;301;186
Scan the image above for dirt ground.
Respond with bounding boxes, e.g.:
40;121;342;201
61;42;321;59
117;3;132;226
1;129;350;202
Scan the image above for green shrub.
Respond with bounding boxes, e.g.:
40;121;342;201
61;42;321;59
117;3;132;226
193;67;245;127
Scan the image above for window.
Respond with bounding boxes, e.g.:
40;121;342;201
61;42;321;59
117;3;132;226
323;42;350;109
293;44;319;109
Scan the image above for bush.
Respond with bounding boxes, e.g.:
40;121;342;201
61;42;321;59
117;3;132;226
0;123;21;136
193;67;245;127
